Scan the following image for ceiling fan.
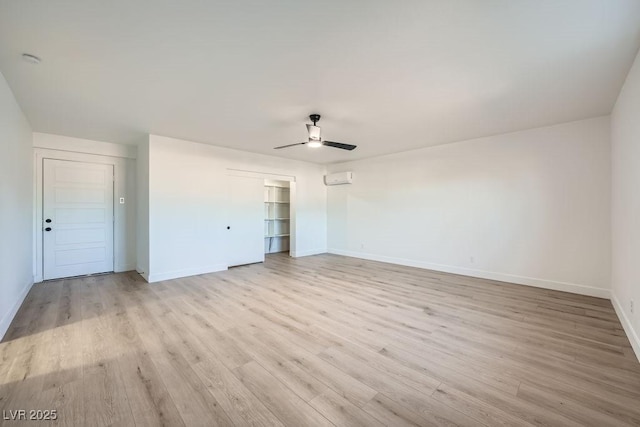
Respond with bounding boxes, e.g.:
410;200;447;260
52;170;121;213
274;114;357;151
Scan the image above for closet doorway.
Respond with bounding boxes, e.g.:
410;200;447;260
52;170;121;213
264;180;291;255
226;171;295;268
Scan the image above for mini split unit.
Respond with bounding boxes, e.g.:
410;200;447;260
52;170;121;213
324;171;353;186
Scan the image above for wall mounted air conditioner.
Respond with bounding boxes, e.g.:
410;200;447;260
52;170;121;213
324;171;353;186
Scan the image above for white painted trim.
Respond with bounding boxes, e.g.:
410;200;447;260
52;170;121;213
33;132;137;159
611;293;640;362
33;148;134;283
291;248;327;258
147;264;228;283
0;280;34;341
226;168;295;182
115;264;137;273
328;249;610;299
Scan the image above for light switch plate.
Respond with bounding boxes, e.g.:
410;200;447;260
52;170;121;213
119;197;125;204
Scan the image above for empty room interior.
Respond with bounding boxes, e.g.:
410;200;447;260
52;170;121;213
2;1;640;426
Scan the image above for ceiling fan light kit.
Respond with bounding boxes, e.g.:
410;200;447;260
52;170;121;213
274;114;357;151
306;124;321;141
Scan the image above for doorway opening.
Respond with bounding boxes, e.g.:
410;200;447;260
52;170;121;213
225;170;295;268
264;179;290;255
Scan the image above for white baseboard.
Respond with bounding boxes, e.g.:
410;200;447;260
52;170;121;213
137;270;150;282
35;265;138;283
0;280;34;341
327;249;610;299
611;293;640;362
115;264;136;273
291;248;327;258
147;263;228;283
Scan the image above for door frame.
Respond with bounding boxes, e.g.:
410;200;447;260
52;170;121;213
34;148;132;283
225;168;297;258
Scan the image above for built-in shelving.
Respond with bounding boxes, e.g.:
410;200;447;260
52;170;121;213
264;182;290;254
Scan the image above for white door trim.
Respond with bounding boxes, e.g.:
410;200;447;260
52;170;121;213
34;148;134;283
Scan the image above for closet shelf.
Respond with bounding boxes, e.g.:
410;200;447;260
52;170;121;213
265;182;290;254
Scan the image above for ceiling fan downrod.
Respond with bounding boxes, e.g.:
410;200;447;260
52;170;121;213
309;114;321;126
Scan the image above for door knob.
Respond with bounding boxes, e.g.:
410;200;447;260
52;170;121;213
45;219;52;223
45;227;52;232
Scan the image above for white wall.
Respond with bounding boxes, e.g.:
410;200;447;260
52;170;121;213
611;48;640;360
136;136;150;280
32;133;137;280
0;71;33;340
327;116;611;298
144;135;327;282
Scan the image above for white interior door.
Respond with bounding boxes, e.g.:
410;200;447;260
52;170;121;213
227;175;265;267
43;159;114;280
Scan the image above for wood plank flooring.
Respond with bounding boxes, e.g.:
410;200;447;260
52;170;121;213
1;253;639;426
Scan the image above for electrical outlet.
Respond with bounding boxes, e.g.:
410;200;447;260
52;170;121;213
360;243;365;250
631;300;635;314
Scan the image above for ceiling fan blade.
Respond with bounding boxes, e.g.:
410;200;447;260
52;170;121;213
323;141;357;151
274;142;307;149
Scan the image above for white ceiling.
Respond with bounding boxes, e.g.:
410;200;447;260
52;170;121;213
1;1;640;164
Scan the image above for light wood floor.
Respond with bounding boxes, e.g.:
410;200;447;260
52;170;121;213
1;254;639;426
